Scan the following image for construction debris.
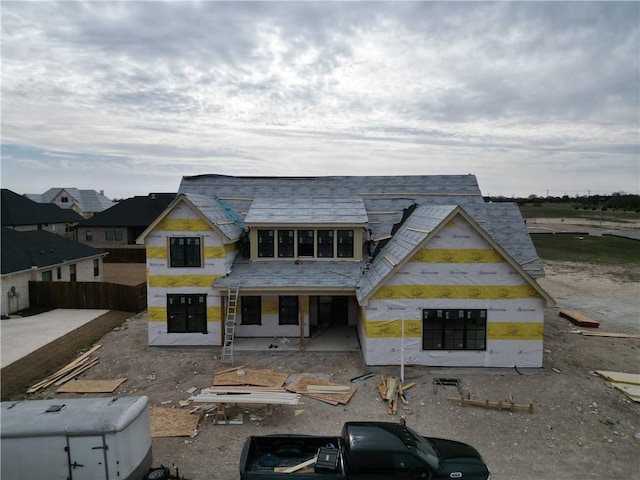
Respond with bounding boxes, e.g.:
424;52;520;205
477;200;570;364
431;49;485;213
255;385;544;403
376;375;415;414
559;310;600;328
189;387;301;405
432;377;463;395
27;345;102;393
448;396;534;413
287;376;356;406
213;367;289;388
150;406;203;438
56;378;126;393
595;370;640;402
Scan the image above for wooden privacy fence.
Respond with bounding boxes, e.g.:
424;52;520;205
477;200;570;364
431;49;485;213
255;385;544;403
29;281;147;312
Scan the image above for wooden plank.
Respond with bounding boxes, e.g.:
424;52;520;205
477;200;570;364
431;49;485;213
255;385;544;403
281;456;317;474
610;382;640;401
559;310;600;328
287;376;356;405
385;377;399;402
582;331;640;339
448;397;534;413
596;371;640;385
27;345;102;393
150;406;203;438
213;368;289;388
56;378;126;393
274;466;314;473
52;358;100;387
306;385;351;393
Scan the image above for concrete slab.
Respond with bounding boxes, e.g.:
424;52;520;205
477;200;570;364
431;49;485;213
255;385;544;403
0;309;109;368
234;326;361;353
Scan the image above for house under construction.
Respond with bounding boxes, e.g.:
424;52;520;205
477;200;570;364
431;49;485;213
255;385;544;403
136;174;554;368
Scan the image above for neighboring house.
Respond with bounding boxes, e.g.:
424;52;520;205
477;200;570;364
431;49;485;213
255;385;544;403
1;189;83;240
1;228;107;317
136;174;554;368
76;193;176;247
26;188;116;218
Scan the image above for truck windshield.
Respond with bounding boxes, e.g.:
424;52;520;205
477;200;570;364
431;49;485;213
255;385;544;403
405;426;440;469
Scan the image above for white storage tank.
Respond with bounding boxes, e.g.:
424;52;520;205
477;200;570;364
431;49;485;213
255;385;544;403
1;395;153;480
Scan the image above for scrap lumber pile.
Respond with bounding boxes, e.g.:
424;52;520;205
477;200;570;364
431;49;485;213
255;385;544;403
559;310;600;328
27;345;102;394
287;375;356;406
189;387;301;405
596;370;640;402
376;376;415;415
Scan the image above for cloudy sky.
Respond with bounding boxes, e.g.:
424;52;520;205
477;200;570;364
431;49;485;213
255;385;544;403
1;1;638;200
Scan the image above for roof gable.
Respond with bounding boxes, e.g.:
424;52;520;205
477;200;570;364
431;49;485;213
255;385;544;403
357;205;554;306
136;193;241;244
1;227;105;274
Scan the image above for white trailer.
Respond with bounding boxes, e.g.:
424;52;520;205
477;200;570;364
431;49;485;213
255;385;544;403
1;395;154;480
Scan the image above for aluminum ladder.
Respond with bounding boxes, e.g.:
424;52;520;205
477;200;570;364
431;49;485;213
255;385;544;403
220;285;239;365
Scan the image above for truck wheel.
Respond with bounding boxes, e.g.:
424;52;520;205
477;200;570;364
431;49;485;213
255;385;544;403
145;466;170;480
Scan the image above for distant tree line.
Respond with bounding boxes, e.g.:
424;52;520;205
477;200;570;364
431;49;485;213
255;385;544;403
487;193;640;212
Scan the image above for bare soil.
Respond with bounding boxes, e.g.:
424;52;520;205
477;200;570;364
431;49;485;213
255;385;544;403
23;260;640;480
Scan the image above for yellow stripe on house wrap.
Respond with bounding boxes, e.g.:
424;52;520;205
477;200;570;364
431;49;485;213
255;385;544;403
363;319;423;338
262;299;278;315
148;307;167;322
204;246;226;259
147;306;221;323
156;218;211;232
488;322;543;340
148;274;222;288
146;247;167;259
410;249;503;263
372;284;540;300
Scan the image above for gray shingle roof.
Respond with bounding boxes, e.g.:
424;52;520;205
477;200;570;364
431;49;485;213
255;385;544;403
30;188;116;214
179;174;544;292
183;194;243;240
1;227;105;275
245;196;368;225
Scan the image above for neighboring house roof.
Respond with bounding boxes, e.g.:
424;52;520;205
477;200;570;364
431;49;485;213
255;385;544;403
78;193;176;227
1;227;106;275
27;188;116;214
1;189;84;226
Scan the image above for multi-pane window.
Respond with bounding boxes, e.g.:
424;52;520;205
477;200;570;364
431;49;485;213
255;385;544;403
257;230;275;257
422;309;487;350
337;230;354;258
105;228;123;241
69;264;77;282
279;296;299;325
277;230;295;258
297;230;314;257
41;270;53;282
93;259;100;277
317;230;334;258
167;294;207;333
85;230;93;241
241;296;262;325
56;267;62;280
170;237;201;267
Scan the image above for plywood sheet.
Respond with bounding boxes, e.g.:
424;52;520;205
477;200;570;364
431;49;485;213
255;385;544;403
287;376;356;405
611;383;640;401
596;371;640;385
213;368;289;388
56;378;126;393
559;310;599;328
150;406;203;438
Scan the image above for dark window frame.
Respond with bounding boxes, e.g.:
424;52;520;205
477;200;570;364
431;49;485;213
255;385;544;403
169;237;202;267
93;258;100;277
297;230;314;257
56;267;62;280
167;294;208;333
257;230;275;258
317;229;334;258
241;296;262;325
41;270;53;282
85;230;93;241
277;230;295;258
422;308;487;351
69;264;77;282
279;296;299;325
337;229;354;258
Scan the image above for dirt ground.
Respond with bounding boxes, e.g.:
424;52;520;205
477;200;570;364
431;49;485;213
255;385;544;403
25;260;640;480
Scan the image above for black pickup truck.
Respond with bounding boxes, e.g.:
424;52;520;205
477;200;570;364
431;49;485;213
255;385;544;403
239;420;490;479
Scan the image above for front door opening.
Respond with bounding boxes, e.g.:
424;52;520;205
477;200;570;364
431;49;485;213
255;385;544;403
317;296;348;326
